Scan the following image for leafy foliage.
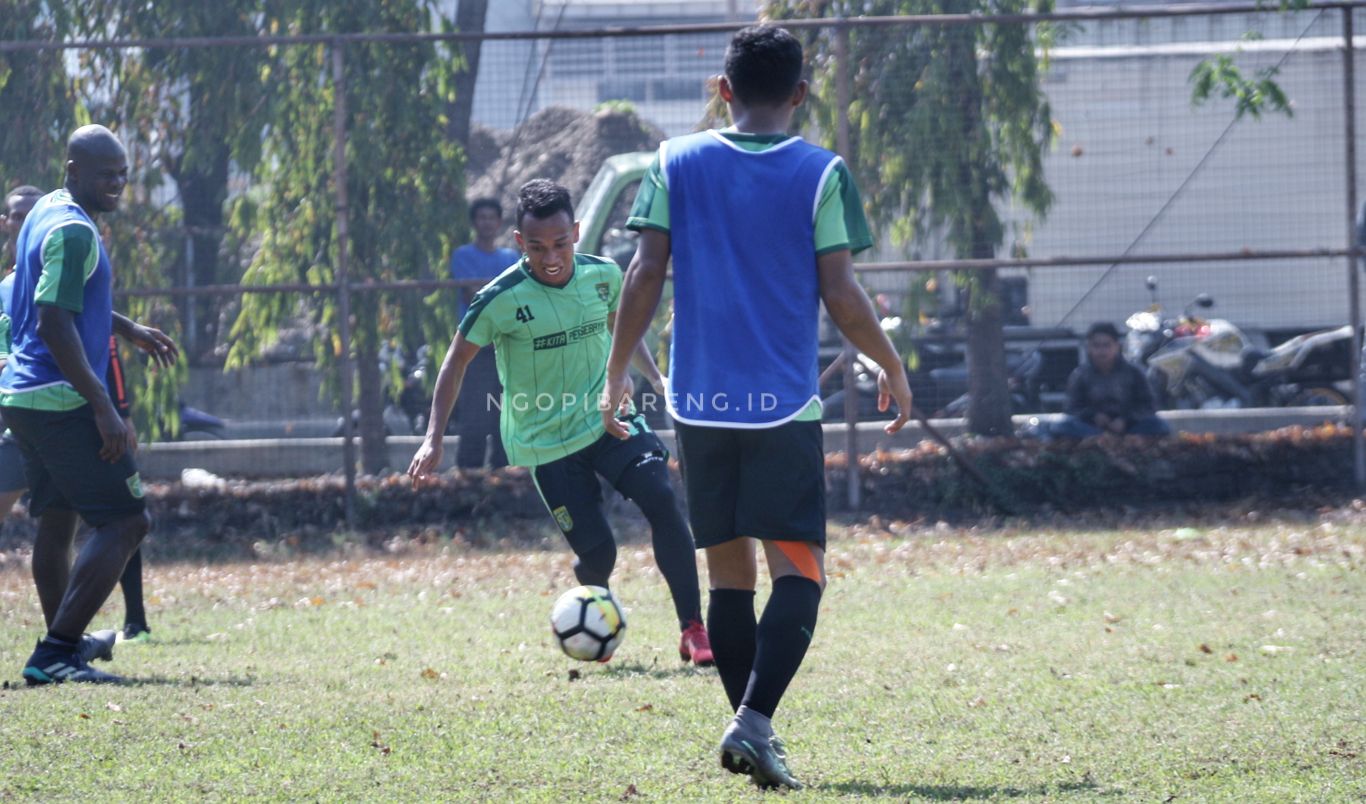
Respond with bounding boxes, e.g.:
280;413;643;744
1188;0;1308;121
1190;55;1292;121
763;0;1056;434
0;4;188;438
0;4;76;189
226;1;467;469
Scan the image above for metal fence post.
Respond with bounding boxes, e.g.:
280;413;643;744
1345;9;1365;490
332;40;358;529
835;21;860;511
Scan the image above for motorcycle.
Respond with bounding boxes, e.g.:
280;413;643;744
1125;277;1351;409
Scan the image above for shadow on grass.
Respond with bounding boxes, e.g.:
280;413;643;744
3;674;255;691
820;780;1121;800
599;660;713;681
119;674;257;688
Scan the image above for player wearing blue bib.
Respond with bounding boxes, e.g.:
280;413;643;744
0;126;179;685
603;26;914;789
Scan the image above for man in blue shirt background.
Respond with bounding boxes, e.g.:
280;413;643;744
449;197;518;468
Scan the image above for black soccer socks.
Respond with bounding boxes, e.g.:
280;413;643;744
707;587;758;711
743;575;822;719
120;547;147;630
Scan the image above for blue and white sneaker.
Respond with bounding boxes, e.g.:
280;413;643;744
719;717;803;790
23;641;124;686
78;630;118;663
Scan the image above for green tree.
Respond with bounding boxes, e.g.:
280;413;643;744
764;0;1056;435
227;1;466;473
0;5;187;439
67;2;270;363
0;4;77;213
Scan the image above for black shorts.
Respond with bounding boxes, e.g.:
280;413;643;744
0;434;26;493
532;413;668;556
1;405;147;527
675;418;826;549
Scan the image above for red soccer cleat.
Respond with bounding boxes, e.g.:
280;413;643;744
679;620;715;666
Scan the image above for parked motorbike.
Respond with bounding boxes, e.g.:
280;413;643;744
178;401;227;439
1125;277;1350;409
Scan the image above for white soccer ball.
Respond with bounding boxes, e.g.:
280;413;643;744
550;585;627;662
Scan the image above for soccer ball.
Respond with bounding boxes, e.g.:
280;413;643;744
550;585;626;662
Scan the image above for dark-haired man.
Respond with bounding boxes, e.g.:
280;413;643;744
1;184;152;648
1;126;178;685
410;179;714;666
1051;321;1170;439
449;197;521;469
602;25;914;789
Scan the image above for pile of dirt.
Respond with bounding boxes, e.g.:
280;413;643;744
466;106;665;221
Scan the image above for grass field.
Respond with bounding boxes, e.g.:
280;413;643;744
0;512;1362;802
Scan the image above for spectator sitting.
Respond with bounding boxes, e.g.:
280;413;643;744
1050;321;1171;439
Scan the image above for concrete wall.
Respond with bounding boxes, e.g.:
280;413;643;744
138;407;1350;480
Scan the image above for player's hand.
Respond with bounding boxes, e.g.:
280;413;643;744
123;416;139;454
126;324;179;370
95;405;129;463
408;438;443;484
600;372;634;439
877;367;913;435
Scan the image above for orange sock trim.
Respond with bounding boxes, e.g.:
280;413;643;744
771;540;822;584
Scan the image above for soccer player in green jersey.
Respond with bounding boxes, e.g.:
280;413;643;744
408;179;713;666
602;26;914;789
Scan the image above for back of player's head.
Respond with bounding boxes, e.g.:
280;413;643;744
6;185;41;205
724;25;804;107
516;179;574;227
469;197;502;221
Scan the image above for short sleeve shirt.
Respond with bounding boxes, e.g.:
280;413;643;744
0;189;114;412
457;253;623;467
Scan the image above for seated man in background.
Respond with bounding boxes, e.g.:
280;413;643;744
1051;321;1170;439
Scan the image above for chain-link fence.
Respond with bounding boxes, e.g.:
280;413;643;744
2;2;1364;521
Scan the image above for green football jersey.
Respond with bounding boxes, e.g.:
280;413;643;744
458;253;622;468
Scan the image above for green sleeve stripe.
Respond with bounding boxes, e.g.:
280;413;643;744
838;161;874;254
626;218;669;233
0;313;10;358
813;161;874;256
626;152;670;233
458;268;526;338
34;223;98;313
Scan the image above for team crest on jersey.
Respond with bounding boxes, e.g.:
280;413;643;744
125;472;144;500
552;506;574;532
595;282;610;302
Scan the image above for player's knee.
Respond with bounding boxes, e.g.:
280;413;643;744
705;542;758;590
572;538;617;588
113;509;152;543
620;454;677;513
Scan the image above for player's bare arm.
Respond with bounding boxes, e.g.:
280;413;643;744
817;248;914;434
113;311;178;369
408;332;482;480
602;228;670;439
36;305;129;461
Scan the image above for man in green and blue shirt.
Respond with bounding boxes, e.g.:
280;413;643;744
0;126;179;685
602;25;914;790
409;179;714;666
